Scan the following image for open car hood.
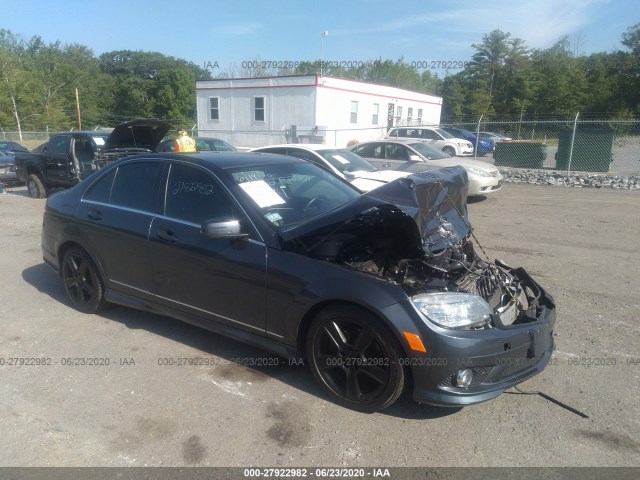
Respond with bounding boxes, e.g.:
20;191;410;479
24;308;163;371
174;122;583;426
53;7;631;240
103;119;172;151
281;166;470;256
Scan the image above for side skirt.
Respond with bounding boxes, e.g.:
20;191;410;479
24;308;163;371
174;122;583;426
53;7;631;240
103;289;298;359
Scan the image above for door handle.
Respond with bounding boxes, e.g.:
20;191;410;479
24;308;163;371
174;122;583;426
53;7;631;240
87;208;102;220
157;228;177;243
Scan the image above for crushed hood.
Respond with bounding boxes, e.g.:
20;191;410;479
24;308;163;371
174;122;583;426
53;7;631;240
281;166;470;256
103;119;172;151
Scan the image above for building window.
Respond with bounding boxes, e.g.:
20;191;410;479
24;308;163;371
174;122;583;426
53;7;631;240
209;97;220;121
254;96;265;122
417;109;423;125
350;101;358;124
407;108;413;125
372;103;379;125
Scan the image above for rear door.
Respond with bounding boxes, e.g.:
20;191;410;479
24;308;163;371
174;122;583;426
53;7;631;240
45;135;73;186
77;161;164;300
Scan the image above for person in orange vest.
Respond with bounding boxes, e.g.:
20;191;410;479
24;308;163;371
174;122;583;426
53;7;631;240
174;129;197;152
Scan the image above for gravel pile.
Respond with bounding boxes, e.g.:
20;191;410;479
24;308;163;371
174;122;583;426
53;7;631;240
499;169;640;190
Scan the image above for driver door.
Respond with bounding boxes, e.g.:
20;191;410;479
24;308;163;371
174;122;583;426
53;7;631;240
148;162;267;333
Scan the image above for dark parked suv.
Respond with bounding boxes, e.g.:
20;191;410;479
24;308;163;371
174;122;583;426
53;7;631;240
42;152;556;411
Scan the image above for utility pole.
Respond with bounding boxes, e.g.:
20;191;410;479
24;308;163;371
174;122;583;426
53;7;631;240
320;31;329;77
75;88;82;130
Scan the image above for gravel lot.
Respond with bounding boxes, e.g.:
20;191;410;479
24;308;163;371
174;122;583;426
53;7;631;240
0;184;639;468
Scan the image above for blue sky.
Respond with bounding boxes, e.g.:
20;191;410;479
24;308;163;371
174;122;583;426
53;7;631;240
2;0;636;74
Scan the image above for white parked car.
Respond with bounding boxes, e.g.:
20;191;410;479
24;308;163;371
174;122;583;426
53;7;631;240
250;144;409;192
386;126;474;157
351;139;503;196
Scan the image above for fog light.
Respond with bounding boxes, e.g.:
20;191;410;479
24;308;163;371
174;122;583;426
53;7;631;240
456;369;473;387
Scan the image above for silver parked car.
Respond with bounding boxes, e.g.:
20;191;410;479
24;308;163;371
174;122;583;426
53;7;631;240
351;139;503;196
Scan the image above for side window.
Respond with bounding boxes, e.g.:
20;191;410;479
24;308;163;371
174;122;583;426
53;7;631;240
196;140;212;151
423;130;437;140
110;162;162;212
386;144;409;161
49;136;70;155
254;96;265;122
165;164;233;225
350;101;358;123
84;169;116;203
209;97;220;121
212;140;234;151
354;144;383;159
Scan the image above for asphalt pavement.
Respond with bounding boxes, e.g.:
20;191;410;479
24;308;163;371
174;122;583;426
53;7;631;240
0;184;638;468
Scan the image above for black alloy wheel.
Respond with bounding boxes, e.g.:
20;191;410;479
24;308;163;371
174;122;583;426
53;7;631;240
61;247;107;314
307;305;405;412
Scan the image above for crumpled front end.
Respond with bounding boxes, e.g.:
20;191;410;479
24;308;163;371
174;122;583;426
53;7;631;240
282;166;556;406
404;262;556;407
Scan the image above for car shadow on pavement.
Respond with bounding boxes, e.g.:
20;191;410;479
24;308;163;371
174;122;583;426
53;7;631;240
467;195;488;204
23;262;460;420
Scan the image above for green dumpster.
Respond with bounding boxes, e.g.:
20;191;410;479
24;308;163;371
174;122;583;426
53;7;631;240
493;141;547;168
555;128;614;172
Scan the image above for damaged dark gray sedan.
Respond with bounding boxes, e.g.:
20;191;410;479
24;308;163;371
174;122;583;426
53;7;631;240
42;152;556;412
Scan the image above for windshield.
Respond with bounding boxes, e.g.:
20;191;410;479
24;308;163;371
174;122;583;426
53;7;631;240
318;149;377;173
435;128;454;139
408;142;450;160
455;128;475;137
227;161;361;229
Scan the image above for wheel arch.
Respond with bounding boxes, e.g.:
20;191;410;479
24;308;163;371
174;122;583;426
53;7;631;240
57;241;107;284
296;299;411;364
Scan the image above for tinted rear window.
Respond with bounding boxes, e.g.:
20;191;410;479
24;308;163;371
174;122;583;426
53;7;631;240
110;162;162;212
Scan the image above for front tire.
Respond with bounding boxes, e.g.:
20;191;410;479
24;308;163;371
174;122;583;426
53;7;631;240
61;247;107;313
442;146;456;157
27;174;47;198
306;305;405;412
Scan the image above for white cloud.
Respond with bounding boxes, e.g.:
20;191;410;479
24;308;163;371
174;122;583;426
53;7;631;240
212;22;261;37
334;0;609;49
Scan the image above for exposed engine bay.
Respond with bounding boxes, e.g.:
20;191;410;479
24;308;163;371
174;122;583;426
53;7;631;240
283;167;550;329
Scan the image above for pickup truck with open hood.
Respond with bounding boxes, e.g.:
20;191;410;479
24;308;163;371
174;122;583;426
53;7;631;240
15;119;171;198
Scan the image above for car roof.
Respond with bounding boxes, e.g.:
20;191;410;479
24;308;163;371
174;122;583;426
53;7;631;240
391;126;441;130
359;138;434;145
125;151;304;172
253;143;343;151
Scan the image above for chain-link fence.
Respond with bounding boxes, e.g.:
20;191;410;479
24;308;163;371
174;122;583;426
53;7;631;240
5;115;640;179
442;116;640;176
0;131;51;150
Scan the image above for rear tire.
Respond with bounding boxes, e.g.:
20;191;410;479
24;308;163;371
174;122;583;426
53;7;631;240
306;305;405;412
27;174;47;199
442;146;456;157
61;246;107;313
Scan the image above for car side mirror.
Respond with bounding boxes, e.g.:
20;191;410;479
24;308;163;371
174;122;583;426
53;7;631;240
409;154;422;162
200;219;248;239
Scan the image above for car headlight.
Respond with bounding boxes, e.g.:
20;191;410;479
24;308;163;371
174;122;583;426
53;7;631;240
466;166;491;177
411;292;492;329
457;142;467;147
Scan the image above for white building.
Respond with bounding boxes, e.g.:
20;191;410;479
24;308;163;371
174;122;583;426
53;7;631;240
196;75;442;148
